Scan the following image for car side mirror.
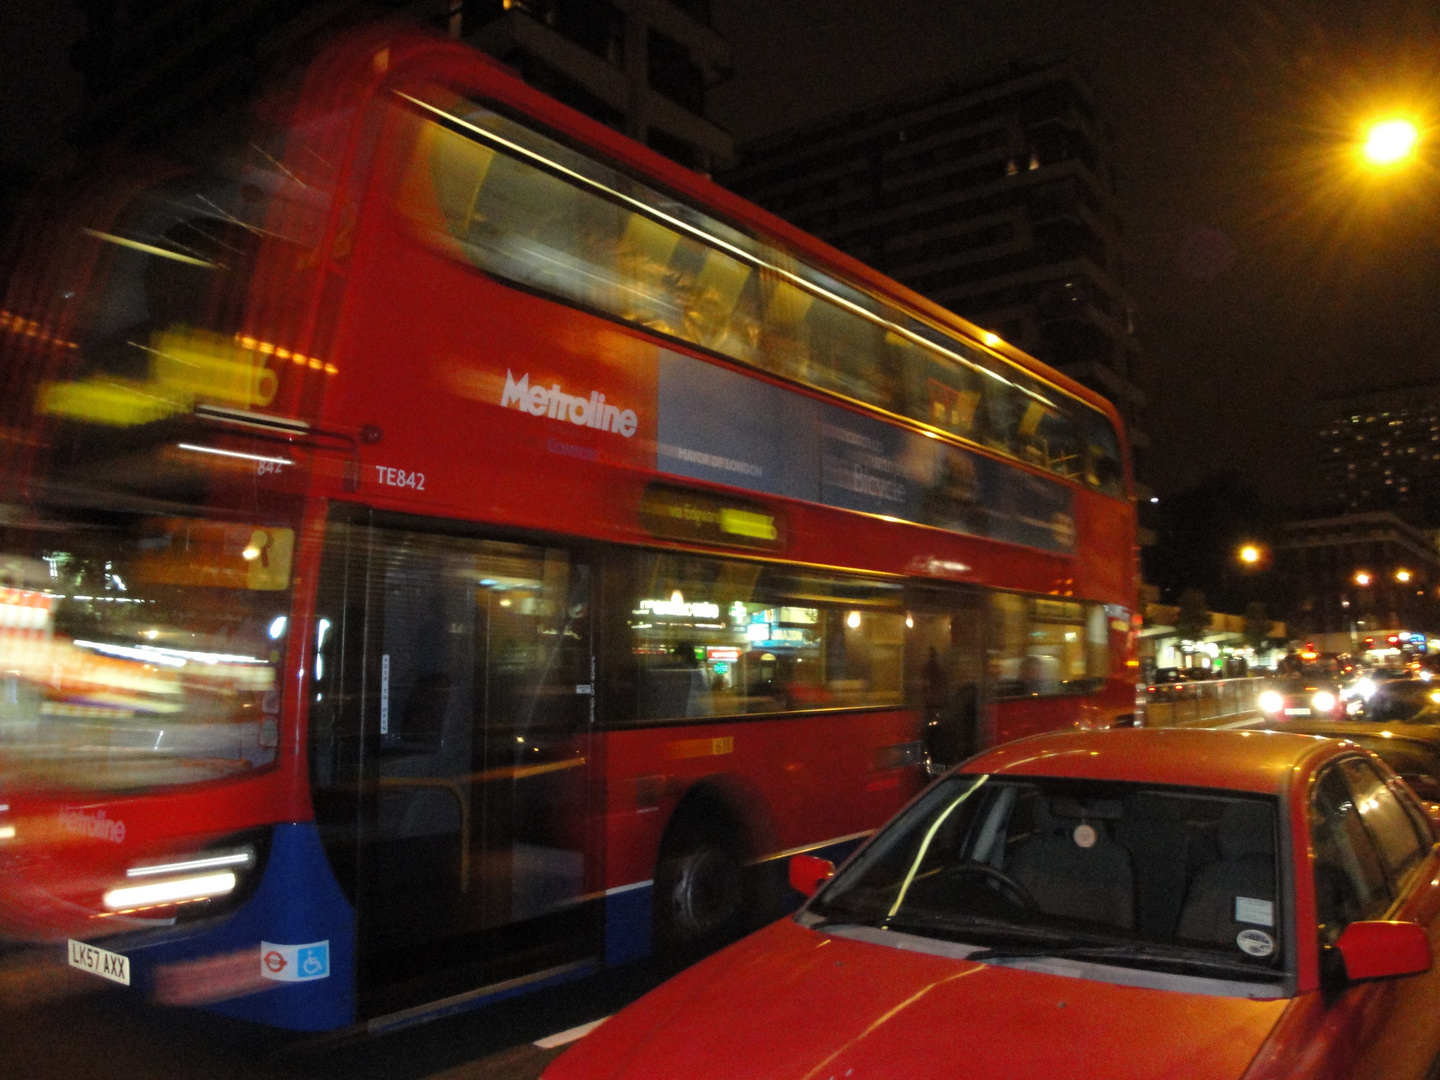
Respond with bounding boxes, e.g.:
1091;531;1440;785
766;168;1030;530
788;854;835;898
1335;920;1432;981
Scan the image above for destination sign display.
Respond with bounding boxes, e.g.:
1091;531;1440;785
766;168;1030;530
638;483;784;550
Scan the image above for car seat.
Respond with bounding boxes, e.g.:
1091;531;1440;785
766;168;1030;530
1175;801;1276;947
1008;796;1135;929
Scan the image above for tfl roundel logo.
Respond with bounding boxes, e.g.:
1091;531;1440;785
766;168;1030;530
259;940;330;982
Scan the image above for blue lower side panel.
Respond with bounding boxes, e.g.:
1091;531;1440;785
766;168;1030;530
101;829;869;1031
604;884;652;966
121;823;356;1032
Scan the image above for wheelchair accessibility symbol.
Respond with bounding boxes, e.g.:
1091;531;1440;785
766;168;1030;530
297;945;328;979
259;940;330;982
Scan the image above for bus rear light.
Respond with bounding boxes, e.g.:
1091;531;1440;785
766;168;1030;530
103;870;237;912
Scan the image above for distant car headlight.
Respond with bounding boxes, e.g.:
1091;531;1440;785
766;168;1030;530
1312;691;1337;713
1422;670;1434;682
1259;690;1285;713
1356;678;1376;699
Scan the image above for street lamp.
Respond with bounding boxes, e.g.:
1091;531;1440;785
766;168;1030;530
1396;568;1413;583
1237;542;1269;571
1354;570;1372;586
1362;118;1420;167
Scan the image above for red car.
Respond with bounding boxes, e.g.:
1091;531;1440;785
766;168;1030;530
544;728;1440;1080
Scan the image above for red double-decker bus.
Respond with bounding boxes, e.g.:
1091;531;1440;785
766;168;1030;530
0;27;1137;1031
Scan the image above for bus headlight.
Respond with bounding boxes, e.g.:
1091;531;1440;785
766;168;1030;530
102;845;255;913
1312;691;1337;714
1259;691;1284;714
103;871;237;911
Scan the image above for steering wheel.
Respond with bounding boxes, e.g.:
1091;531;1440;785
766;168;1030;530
946;861;1038;910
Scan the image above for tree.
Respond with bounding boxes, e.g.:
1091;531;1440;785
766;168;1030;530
1244;601;1271;651
1174;588;1210;643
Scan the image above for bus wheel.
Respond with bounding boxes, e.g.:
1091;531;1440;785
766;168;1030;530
653;829;743;962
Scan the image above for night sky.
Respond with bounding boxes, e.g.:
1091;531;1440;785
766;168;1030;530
4;2;1440;506
710;0;1440;506
0;1;82;174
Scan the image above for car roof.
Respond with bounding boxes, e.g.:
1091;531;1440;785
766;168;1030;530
962;727;1333;795
1255;720;1440;744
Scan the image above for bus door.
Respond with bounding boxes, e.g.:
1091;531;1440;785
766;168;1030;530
311;513;597;1018
905;587;986;772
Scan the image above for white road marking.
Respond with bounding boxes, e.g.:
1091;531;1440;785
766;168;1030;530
534;1017;607;1049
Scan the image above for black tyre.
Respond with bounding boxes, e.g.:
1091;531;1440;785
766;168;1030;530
653;827;744;966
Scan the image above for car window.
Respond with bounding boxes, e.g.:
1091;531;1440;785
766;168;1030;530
1356;739;1440;804
808;774;1286;977
1391;778;1438;849
1310;765;1392;946
1337;757;1428;887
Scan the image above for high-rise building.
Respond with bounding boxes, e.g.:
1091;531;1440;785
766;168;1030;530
1270;511;1440;646
464;0;732;172
68;0;731;171
721;58;1147;476
1317;381;1440;527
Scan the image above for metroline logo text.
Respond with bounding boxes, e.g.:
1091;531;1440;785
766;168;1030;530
501;370;638;438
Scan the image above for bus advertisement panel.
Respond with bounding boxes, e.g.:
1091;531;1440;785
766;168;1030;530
0;28;1137;1032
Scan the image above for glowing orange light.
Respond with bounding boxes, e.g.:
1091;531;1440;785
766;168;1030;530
1363;118;1419;166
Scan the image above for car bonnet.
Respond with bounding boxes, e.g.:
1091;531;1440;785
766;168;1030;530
543;919;1290;1080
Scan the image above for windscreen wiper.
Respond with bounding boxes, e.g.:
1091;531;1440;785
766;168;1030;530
876;911;1092;947
808;907;1057;941
965;941;1282;978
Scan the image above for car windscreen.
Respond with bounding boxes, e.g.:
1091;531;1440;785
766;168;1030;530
807;773;1286;981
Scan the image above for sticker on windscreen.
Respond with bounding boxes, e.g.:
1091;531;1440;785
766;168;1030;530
1072;823;1096;848
1235;896;1274;927
1236;929;1275;957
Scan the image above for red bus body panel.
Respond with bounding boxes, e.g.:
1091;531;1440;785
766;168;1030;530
0;28;1138;1022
